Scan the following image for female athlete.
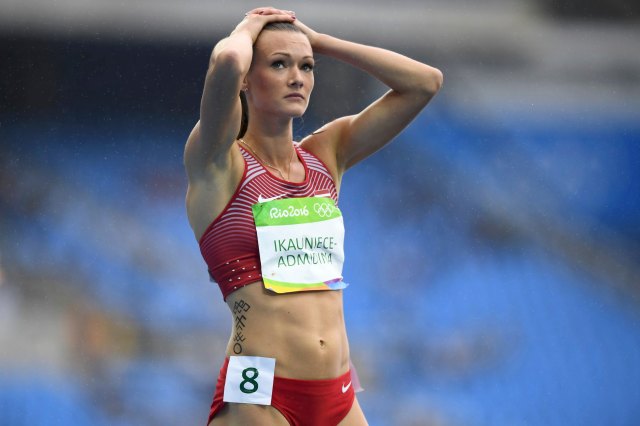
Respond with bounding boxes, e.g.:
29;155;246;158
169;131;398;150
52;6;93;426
184;7;443;425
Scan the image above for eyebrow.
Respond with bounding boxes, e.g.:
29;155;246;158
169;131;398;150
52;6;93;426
270;52;314;60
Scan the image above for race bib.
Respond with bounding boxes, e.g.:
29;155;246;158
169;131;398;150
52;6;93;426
223;356;276;405
252;197;348;293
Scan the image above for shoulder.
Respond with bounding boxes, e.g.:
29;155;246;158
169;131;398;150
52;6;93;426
185;140;246;240
299;116;355;183
185;122;245;182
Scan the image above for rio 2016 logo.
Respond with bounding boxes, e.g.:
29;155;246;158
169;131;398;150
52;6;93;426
269;205;309;219
268;202;335;219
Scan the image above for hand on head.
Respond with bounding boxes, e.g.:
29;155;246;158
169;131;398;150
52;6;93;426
245;6;296;20
244;8;318;47
234;6;297;40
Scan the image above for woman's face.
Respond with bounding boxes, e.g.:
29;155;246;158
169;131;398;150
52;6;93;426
245;30;314;119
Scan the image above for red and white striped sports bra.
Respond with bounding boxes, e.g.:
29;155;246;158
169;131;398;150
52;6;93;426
198;143;339;300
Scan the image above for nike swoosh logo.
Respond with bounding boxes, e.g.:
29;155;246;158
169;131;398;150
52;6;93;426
258;194;285;203
341;382;352;393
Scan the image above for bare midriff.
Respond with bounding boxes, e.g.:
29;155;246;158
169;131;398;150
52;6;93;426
224;281;350;380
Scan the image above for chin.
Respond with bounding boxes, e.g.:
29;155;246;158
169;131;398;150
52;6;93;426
285;107;308;118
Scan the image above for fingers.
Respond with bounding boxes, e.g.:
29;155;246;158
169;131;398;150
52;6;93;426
242;9;295;27
291;19;318;46
245;7;295;18
246;7;293;15
232;7;296;40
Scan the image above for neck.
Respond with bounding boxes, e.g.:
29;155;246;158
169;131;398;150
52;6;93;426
241;115;295;168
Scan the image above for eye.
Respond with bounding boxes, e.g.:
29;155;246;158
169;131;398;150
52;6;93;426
301;62;314;72
271;60;286;69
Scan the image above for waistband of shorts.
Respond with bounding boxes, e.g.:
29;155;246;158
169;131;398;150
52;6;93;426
221;356;351;387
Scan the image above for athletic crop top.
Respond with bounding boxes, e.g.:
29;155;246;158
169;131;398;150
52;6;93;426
198;143;339;300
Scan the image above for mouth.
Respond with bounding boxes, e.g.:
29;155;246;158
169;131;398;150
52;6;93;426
285;93;305;100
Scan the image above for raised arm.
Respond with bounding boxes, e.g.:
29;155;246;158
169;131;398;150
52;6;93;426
184;8;295;180
297;21;443;174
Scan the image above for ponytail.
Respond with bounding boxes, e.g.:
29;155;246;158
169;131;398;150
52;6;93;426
237;91;249;139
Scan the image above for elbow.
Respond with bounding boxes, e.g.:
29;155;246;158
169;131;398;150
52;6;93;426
208;48;248;78
430;67;444;93
415;66;444;98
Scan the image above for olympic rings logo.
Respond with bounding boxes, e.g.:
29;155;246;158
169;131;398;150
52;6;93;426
314;202;335;218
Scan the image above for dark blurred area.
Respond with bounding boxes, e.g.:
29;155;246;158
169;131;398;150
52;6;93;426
0;33;361;131
1;1;640;425
0;36;205;123
542;0;640;20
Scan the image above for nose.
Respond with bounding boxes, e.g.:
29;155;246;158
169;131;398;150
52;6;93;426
288;68;303;89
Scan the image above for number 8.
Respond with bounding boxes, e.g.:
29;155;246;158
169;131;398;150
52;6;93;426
240;367;259;394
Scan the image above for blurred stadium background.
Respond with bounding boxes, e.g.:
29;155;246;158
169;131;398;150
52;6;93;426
1;0;639;425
